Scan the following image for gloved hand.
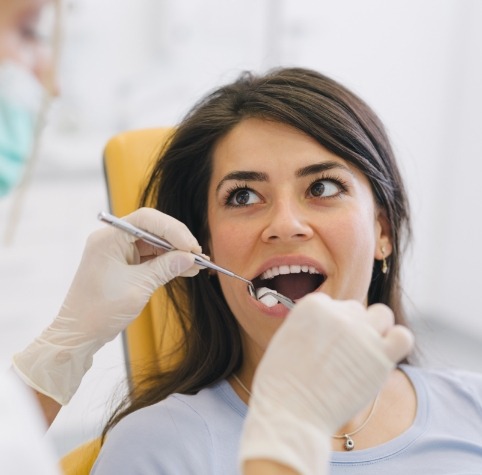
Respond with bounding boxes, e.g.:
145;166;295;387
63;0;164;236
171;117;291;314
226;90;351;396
239;293;414;475
12;207;202;405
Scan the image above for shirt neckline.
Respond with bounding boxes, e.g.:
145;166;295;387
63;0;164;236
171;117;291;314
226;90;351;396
330;364;429;464
214;379;249;417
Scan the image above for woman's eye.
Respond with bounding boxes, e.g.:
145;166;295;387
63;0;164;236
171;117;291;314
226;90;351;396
308;179;341;198
227;188;260;206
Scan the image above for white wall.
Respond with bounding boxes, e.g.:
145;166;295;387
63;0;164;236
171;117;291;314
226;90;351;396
1;0;481;456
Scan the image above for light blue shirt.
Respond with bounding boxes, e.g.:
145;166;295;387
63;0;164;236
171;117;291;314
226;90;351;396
91;379;246;474
91;365;482;474
330;365;482;474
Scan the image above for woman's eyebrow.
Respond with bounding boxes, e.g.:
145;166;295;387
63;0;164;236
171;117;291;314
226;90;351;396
215;171;268;194
296;161;355;178
216;162;353;193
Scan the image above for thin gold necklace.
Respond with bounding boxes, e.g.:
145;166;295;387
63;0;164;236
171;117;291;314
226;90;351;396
233;374;252;398
234;373;380;452
332;393;380;451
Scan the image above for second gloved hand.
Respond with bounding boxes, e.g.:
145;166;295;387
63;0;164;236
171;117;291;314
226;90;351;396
13;208;202;405
239;293;414;475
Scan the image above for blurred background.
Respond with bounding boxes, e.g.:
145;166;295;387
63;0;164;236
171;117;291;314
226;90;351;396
1;0;481;458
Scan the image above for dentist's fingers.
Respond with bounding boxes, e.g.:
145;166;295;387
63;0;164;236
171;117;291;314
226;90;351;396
124;207;202;252
365;303;395;336
383;325;415;363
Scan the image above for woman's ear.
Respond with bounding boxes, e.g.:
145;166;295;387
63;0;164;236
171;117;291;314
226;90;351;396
374;209;393;260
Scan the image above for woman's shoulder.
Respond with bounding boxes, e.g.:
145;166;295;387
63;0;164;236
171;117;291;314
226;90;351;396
110;379;245;440
402;364;482;408
91;379;246;474
403;363;482;385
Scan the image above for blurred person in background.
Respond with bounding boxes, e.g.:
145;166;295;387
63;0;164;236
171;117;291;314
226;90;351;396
1;1;62;472
0;0;58;197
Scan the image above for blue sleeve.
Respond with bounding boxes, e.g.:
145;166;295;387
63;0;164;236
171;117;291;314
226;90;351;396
91;398;215;475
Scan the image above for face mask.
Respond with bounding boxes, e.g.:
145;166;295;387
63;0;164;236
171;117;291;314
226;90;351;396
0;61;44;197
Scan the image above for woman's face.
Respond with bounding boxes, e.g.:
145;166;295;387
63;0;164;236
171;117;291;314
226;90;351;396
207;118;391;368
0;0;56;91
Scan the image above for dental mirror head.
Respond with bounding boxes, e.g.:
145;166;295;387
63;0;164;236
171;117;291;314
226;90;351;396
248;284;295;309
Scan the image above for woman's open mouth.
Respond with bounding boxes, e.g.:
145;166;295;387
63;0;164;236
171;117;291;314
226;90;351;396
251;264;326;306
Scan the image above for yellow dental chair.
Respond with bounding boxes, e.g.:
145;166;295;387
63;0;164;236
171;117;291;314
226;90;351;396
60;127;184;474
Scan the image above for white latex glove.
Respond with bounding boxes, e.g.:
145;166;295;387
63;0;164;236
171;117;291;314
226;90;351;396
239;293;414;475
12;207;202;405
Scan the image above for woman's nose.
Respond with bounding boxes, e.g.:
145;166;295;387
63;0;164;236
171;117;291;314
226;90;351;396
261;200;314;243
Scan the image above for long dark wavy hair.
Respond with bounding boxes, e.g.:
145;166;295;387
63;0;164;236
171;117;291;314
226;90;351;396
102;67;411;439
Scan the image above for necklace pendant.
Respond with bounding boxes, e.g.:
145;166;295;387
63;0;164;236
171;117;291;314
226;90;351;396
343;435;355;451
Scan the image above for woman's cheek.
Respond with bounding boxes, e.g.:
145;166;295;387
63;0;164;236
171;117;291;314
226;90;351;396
211;222;252;266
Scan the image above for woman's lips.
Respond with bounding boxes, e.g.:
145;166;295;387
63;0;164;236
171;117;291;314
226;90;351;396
249;293;290;317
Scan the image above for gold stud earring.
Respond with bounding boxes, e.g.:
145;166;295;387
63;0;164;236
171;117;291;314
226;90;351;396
381;246;388;274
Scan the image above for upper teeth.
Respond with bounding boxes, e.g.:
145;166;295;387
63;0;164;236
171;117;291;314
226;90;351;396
260;265;320;280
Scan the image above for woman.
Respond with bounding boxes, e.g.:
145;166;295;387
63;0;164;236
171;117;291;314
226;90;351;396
87;67;482;473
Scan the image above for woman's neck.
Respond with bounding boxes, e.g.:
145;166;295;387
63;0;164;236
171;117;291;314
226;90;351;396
332;368;416;451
